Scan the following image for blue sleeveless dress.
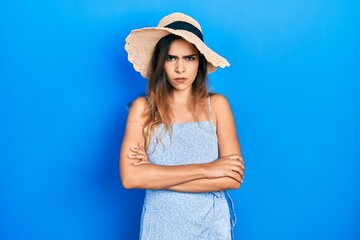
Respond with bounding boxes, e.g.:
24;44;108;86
140;101;236;240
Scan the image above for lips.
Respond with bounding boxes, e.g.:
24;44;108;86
174;77;187;83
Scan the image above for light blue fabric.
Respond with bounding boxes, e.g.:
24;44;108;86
140;118;236;240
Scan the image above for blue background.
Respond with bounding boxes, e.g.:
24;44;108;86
1;1;359;239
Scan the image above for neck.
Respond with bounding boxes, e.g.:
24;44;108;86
172;88;192;105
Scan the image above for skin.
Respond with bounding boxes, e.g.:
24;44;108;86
119;38;245;192
164;38;199;94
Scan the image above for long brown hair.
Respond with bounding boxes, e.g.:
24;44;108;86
143;34;209;148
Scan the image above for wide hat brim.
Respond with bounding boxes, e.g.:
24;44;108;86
125;27;230;79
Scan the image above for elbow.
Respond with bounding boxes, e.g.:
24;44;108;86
119;161;139;189
226;179;242;190
121;178;134;189
120;172;138;189
121;177;138;189
122;183;135;190
230;182;242;190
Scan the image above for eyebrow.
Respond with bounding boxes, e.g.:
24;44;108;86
168;53;198;58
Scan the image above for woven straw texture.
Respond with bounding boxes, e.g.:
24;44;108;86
125;12;230;79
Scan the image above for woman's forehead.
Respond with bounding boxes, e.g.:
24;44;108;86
168;38;198;55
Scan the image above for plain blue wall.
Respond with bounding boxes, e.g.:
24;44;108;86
1;1;359;239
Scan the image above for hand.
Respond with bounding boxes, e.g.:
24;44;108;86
128;144;150;166
204;154;245;183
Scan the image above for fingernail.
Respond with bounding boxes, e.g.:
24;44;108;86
128;154;133;158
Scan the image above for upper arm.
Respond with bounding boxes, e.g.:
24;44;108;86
211;94;242;157
119;97;147;183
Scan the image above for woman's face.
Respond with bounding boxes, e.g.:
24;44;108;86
164;38;199;92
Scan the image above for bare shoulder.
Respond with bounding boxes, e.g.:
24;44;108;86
127;96;148;123
209;93;234;127
210;93;232;114
130;96;147;111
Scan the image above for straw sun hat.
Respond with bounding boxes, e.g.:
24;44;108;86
124;12;230;79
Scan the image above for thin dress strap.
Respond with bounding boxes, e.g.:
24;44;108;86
207;95;217;134
207;96;212;118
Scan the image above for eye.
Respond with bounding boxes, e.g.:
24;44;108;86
186;56;196;61
167;55;176;61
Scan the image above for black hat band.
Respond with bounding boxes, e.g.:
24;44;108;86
164;21;204;42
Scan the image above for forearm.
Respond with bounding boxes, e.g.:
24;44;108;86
121;151;244;190
167;177;241;192
121;163;207;190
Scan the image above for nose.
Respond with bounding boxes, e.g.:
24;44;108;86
175;59;185;73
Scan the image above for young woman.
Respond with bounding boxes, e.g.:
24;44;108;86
120;12;245;240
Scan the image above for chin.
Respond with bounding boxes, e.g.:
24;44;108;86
173;84;192;90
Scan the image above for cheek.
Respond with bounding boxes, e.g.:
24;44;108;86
191;62;200;75
164;63;171;76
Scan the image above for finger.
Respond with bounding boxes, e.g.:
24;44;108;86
233;159;245;168
130;144;146;151
222;154;240;159
130;146;139;152
231;167;244;179
131;157;150;164
229;163;244;177
129;149;144;156
235;162;245;171
239;170;244;179
227;155;244;162
128;153;147;161
228;159;245;170
227;170;242;183
132;160;142;166
226;153;242;159
135;149;147;157
138;143;146;151
130;147;147;156
132;160;150;166
130;148;145;158
131;146;148;158
134;152;149;161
